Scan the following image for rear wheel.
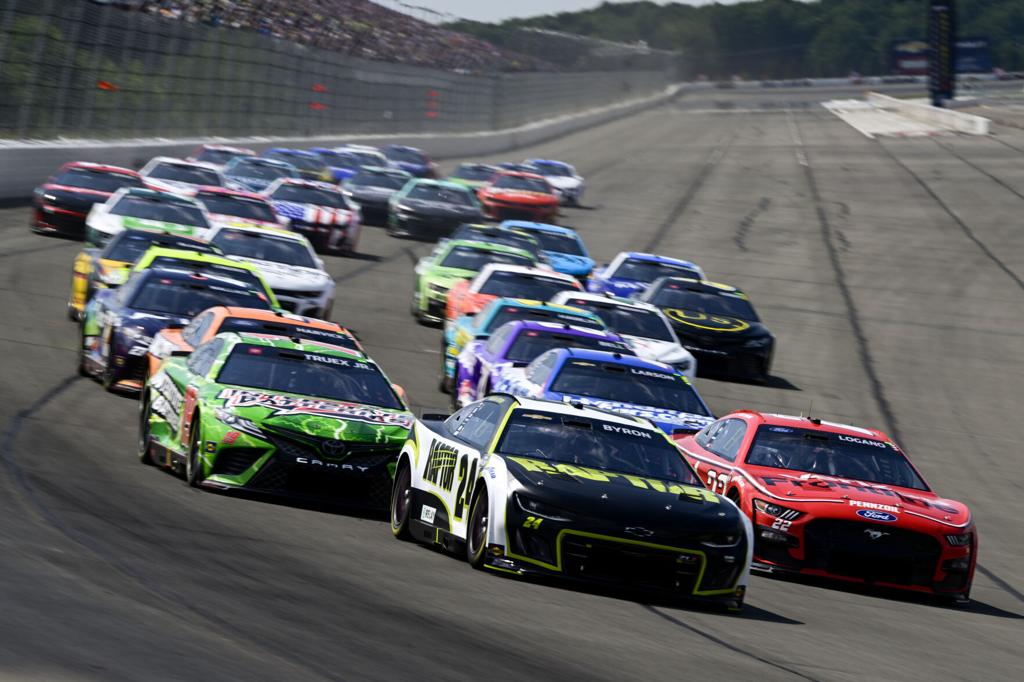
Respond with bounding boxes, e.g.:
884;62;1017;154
77;331;90;378
138;393;156;466
466;487;489;569
439;338;453;393
185;415;205;487
390;461;413;540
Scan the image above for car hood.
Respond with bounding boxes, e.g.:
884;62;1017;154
746;466;971;528
621;336;691;364
505;455;744;536
543;176;582;190
549;393;714;433
402;199;480;217
483;190;557;205
143;178;201;196
543;252;594;276
119;309;192;338
226;256;330;289
216;387;413;444
209;214;281;231
659;308;771;341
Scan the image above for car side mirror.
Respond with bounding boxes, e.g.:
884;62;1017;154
170;349;192;357
315;257;325;269
391;383;407;401
421;412;451;423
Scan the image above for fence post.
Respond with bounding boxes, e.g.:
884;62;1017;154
14;0;53;137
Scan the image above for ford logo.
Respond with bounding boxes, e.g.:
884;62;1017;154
857;509;897;522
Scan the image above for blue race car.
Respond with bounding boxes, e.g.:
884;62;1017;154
499;221;594;281
310;148;364;183
382;145;437;178
440;297;606;393
492;348;714;436
587;251;706;298
223;157;298;193
262;148;333;183
78;266;273;391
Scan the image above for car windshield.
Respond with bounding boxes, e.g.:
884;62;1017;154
142;258;266;292
746;426;928;490
611;259;701;283
484;306;604;334
532;163;573;177
212;229;316;268
216;345;402;410
229;161;291;180
218;318;360;353
526;230;585;255
385;148;427;164
497;411;699;484
406;185;475;206
110;196;210;228
453;228;539;257
439;246;533;271
130;279;269;316
349;170;408;189
453;165;495;182
272;154;323;172
550;360;709;415
270;186;348;208
147;163;221;186
348;151;386;166
52;168;142;193
492;176;550;193
506;329;630;363
561;299;674;341
197;194;277;222
650;284;759;322
103;232;216;262
478;271;575;300
196;149;247;165
316;151;359;169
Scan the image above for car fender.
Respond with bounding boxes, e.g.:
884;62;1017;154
475;453;513;550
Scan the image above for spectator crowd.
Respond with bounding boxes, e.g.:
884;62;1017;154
122;0;551;72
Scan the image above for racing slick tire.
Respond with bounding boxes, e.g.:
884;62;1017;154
138;393;157;466
466;487;489;569
439;338;453;394
389;461;414;541
100;350;117;392
185;415;205;487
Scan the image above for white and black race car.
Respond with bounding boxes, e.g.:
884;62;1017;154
390;394;752;609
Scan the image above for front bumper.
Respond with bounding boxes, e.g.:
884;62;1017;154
677;337;772;381
390;212;465;239
482;202;558;223
32;204;89;236
290;220;357;253
274;287;333;317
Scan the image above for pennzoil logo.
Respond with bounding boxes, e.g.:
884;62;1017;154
662;309;749;332
424;439;460;491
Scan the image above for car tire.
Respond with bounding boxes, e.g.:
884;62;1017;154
439;339;453;394
77;332;91;378
185;415;205;487
138;393;156;466
466;487;489;569
101;352;117;392
390;460;414;541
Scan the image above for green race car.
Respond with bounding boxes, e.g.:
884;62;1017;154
411;239;537;324
140;332;413;509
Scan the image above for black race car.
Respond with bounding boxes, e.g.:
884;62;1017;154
387;179;485;240
32;162;144;237
637;276;774;382
342;166;413;224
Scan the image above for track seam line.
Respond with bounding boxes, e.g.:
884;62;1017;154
932;139;1024;202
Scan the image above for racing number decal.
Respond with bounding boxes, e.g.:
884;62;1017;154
706;469;729;495
453;454;479;521
180;386;199;446
771;518;792;532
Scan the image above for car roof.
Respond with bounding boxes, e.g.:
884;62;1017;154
726;410;892;442
484;297;600;317
136;246;256;270
556;347;672;371
214;306;346;330
443;239;532;255
234;157;293;167
145;156;219;170
275;178;339;190
655;276;744;296
619;251;701;267
500;220;577;237
476;263;575;282
502;319;621;338
526;158;571;167
219;331;369;361
137;265;256;288
501;394;652;428
210;223;304;241
60;161;139;176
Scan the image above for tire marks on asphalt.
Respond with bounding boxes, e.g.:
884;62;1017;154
734;197;771;251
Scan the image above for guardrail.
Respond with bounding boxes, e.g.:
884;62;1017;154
866;92;991;135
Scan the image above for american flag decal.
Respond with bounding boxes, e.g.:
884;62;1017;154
273;201;351;225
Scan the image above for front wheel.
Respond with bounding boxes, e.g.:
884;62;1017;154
138;394;156;466
466;487;489;569
390;461;413;540
186;415;205;487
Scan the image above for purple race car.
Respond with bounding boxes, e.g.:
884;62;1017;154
452;319;633;409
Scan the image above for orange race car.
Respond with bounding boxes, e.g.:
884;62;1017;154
477;171;560;223
443;263;581;323
146;306;364;378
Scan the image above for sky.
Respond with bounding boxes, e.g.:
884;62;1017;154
401;1;735;24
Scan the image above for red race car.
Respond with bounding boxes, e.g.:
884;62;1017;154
31;162;144;237
477;171;559;223
675;411;976;601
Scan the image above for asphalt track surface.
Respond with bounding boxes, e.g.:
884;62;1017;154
2;88;1023;680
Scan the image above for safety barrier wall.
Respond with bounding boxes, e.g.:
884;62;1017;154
866;92;991;135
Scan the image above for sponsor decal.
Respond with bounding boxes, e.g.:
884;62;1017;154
662;309;750;333
222;431;240;444
423;439;460;492
420;505;437;523
628;368;675;380
849;500;898;513
216;388;411;427
601;424;653;439
768;426;794;433
837;434;888;448
856;509;898;522
149;372;184;423
864;529;889;540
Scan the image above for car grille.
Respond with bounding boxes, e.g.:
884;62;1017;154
274;288;322;300
559;535;702;593
212;448;265;476
803;519;940;587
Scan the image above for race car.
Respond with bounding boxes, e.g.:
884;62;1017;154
587;252;706;299
147;306;363;377
139;157;226;195
390;394;751;609
31;162;143;237
84;187;213;247
333;144;389;170
637;277;774;382
262;148;333;182
438;223;546;264
549;291;697;379
382;144;437;178
79;266;273;392
492;349;713;436
341;166;412;225
675;412;976;601
477;171;559;223
67;228;219;321
412;240;537;325
387;179;485;240
186;144;255;170
499;221;594;280
453;319;632;409
445;163;499;190
439;297;606;394
207;223;335;318
444;264;581;323
310;148;365;183
524;159;585;205
193;186;287;231
223;157;299;193
264;178;361;254
140;332;412;509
